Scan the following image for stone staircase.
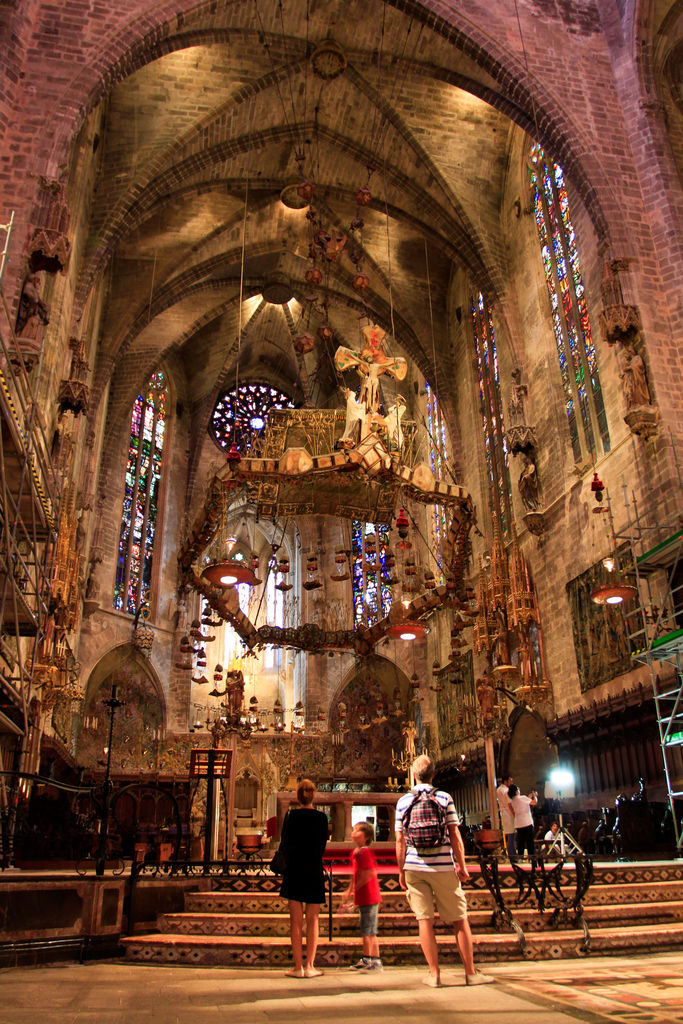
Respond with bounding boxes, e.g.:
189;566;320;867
122;859;683;967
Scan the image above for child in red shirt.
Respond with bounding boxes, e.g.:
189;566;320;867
339;821;382;971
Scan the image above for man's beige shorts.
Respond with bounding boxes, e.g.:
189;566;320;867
404;869;468;923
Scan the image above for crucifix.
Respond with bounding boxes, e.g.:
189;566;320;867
335;324;407;441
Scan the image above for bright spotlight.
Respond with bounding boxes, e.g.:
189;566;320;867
545;766;575;800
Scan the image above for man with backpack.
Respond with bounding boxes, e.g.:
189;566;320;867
395;754;494;988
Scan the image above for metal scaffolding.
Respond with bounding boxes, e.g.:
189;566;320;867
0;213;61;864
615;439;683;853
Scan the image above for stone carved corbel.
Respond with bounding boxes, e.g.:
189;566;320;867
58;336;90;416
506;368;537;455
28;176;71;274
599;258;641;348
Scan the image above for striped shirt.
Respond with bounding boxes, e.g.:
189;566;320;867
395;785;459;872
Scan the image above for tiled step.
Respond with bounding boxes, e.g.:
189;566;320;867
158;898;683;938
183;879;683;915
124;860;683;966
122;920;683;966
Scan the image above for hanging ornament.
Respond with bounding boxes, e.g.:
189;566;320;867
317;321;334;343
305;266;323;287
179;635;195;654
276;554;293;591
303;553;321;591
297;178;314;203
396;508;411;549
355;185;372;207
294;332;316;355
330;546;350;582
352;273;370;293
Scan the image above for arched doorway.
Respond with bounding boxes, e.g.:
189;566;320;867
77;645;165;773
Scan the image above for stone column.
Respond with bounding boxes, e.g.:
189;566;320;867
343;798;354;841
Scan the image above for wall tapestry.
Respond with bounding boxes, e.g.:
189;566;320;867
436;651;474;757
567;563;631;693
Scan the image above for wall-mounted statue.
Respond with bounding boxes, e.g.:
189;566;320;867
618;342;651;409
617;340;659;439
14;271;50;369
518;452;540;512
509;368;527;427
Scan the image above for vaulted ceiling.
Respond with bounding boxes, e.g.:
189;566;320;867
71;0;681;476
79;0;527;437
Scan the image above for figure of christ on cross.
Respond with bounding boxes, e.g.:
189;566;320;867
334;323;408;444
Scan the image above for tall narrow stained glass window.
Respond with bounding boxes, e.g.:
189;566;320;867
352;521;392;627
425;382;449;571
113;370;168;613
472;294;512;536
529;144;610;461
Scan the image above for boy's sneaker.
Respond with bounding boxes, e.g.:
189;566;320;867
362;960;383;972
350;957;371;970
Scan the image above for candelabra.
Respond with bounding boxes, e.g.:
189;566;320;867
95;684;124;876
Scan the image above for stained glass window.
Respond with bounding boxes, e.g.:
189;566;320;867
210;383;294;452
425;382;449;571
529;144;610;460
113;370;167;614
472;294;512;536
352;521;392;627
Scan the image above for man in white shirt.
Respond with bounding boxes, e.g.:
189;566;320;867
496;774;516;858
395;754;494;988
507;783;538;859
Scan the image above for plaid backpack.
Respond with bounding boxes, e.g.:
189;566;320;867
403;787;448;849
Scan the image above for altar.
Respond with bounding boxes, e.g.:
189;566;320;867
276;790;402;842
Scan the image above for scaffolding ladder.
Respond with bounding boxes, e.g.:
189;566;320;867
616;440;683;853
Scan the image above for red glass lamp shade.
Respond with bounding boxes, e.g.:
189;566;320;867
202;561;260;587
387;620;429;641
590;582;637;606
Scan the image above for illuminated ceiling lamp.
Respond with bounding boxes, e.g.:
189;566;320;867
387;620;430;641
590;582;637;606
202;556;260;588
201;519;262;588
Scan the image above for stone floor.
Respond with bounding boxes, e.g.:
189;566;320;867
2;952;683;1023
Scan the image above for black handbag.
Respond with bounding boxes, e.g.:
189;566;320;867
269;847;287;874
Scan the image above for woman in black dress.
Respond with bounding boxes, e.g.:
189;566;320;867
279;778;329;977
